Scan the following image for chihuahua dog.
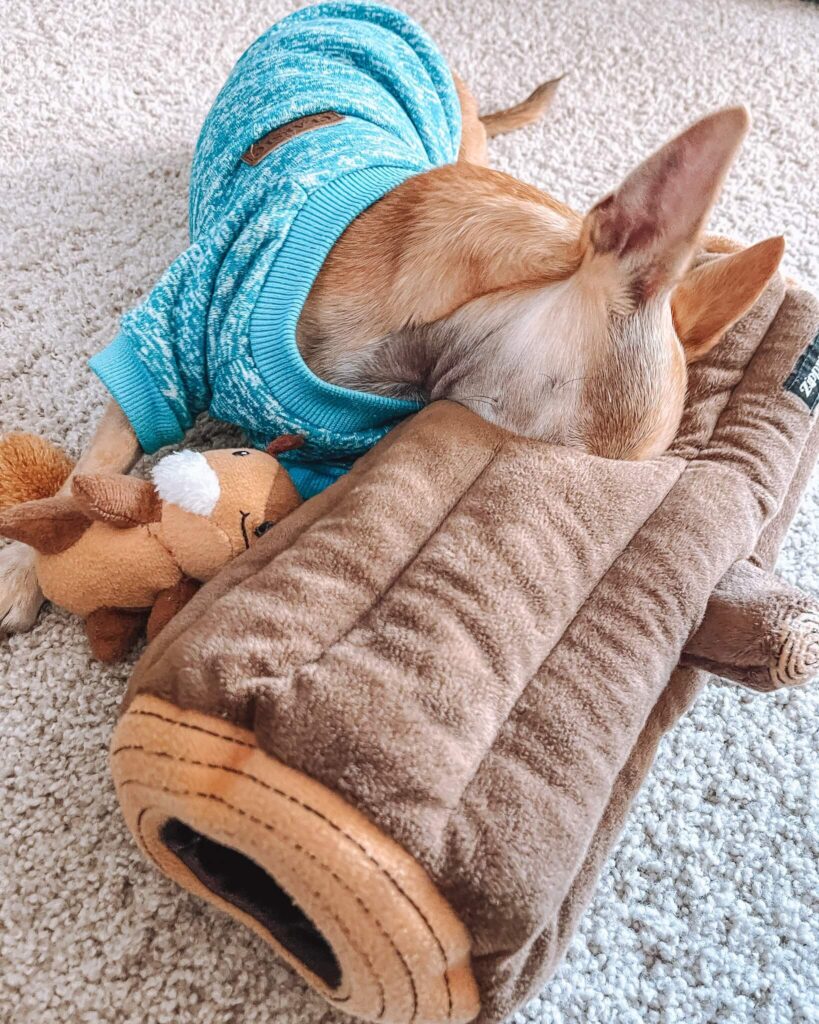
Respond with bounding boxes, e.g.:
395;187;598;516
0;66;783;636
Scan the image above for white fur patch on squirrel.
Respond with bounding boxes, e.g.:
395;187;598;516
151;450;220;516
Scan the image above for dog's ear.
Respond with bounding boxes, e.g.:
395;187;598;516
72;474;162;527
583;108;749;299
672;237;784;362
0;496;89;554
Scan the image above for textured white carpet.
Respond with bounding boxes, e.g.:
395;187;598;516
1;1;818;1021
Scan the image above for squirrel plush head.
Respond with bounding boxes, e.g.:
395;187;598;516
0;433;305;659
151;441;303;580
0;435;304;581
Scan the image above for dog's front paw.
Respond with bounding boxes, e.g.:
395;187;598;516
0;542;44;635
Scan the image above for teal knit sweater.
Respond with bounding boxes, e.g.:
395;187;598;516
89;2;461;497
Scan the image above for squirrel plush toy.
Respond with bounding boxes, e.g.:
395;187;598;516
0;433;303;660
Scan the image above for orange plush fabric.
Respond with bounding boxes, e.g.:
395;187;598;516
0;433;73;511
0;442;303;660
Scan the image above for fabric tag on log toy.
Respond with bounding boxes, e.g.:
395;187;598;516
785;330;819;411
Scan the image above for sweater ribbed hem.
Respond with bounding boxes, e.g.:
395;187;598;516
249;164;424;438
89;333;187;454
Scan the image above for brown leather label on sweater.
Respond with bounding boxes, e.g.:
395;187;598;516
241;111;344;166
785;330;819;412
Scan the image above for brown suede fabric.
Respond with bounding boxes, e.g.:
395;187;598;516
121;275;819;1024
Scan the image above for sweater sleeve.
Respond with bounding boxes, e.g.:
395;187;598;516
89;245;212;454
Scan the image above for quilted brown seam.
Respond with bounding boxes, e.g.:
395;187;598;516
439;285;795;849
677;277;789;465
250;436;510;686
685;286;803;472
433;456;688;850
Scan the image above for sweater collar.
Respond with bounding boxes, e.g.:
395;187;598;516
248;164;424;440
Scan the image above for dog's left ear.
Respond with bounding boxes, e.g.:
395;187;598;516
672;236;784;362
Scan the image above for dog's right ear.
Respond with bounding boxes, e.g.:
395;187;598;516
0;496;89;554
583;107;750;300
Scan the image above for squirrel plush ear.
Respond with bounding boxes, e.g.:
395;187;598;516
0;496;89;554
72;474;161;527
263;468;302;526
266;435;305;457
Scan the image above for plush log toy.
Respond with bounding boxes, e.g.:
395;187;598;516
0;435;303;660
107;273;819;1023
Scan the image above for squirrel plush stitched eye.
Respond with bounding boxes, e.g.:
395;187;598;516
233;450;250;457
254;520;275;538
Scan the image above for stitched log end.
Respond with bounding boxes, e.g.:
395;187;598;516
683;562;819;692
769;607;819;690
110;695;480;1024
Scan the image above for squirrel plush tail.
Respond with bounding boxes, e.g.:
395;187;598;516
0;433;75;511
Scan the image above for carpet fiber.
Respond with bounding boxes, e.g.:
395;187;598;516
1;1;817;1022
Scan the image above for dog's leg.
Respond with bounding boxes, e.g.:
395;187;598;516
0;401;141;635
454;71;562;166
63;400;142;485
454;73;490;166
0;545;44;636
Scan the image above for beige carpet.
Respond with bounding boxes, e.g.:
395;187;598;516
1;1;818;1021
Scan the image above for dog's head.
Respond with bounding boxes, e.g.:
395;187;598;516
432;108;783;459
